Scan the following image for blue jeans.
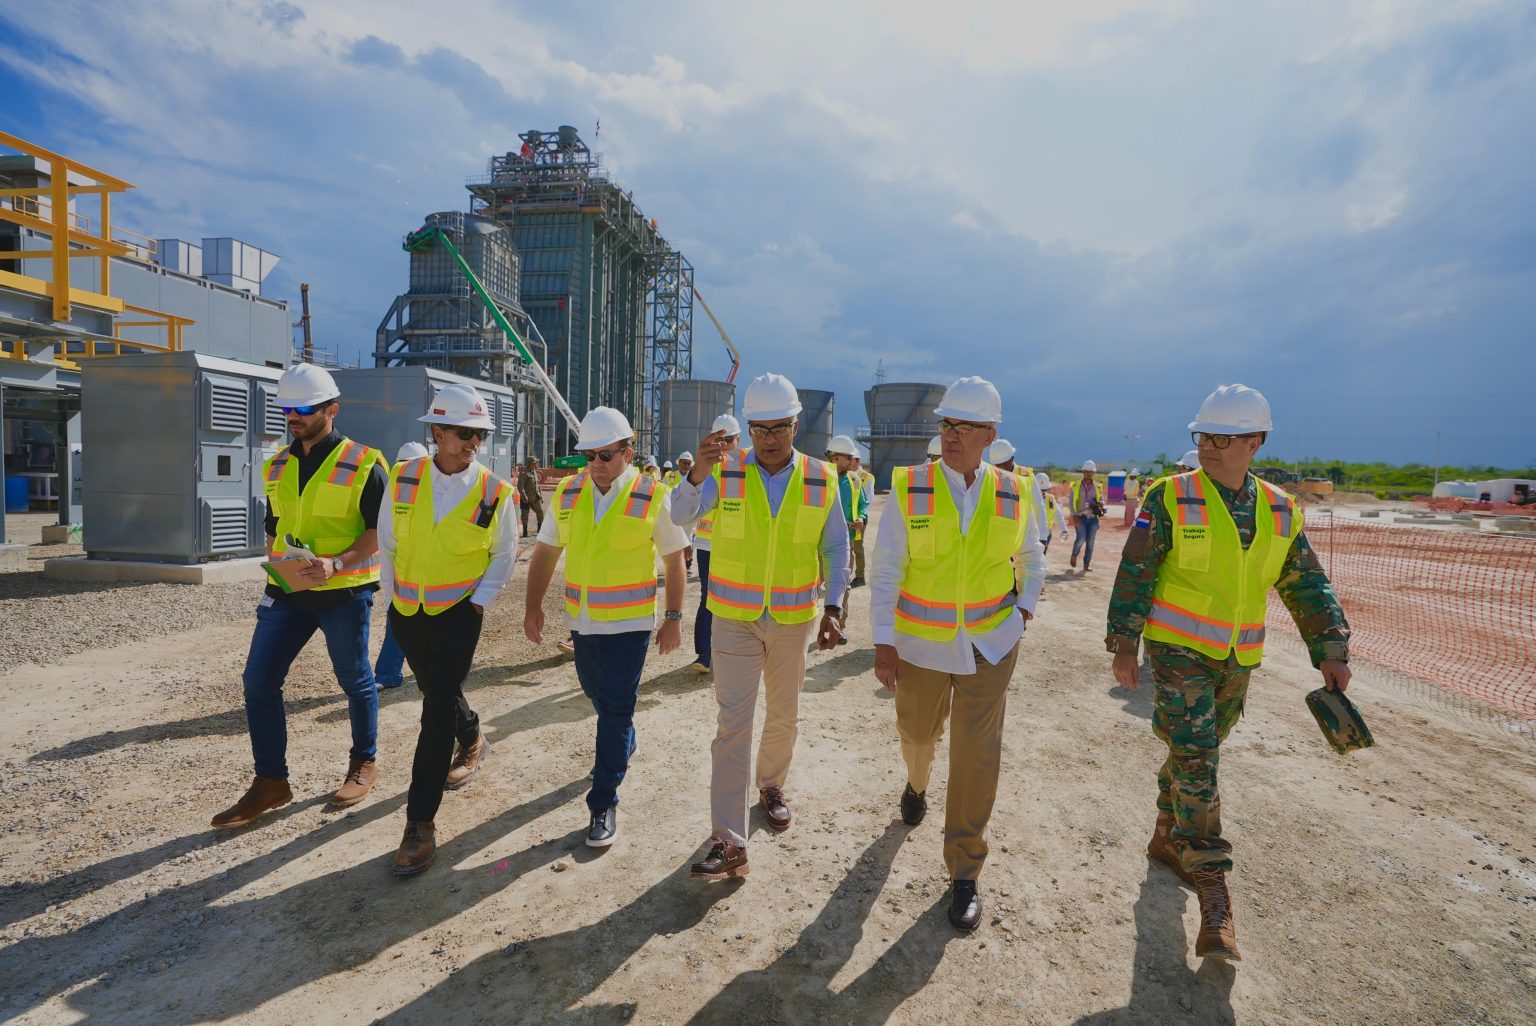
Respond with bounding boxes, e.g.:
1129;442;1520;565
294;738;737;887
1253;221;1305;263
242;591;378;779
1072;515;1100;567
572;630;651;812
694;548;713;668
374;616;406;686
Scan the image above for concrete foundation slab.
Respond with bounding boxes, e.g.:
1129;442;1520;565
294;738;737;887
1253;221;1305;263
43;555;269;585
0;543;27;572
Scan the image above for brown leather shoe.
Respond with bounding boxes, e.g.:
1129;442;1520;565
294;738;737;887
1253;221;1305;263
444;733;489;791
330;757;378;808
1193;869;1241;961
759;786;792;831
1147;811;1195;887
392;820;436;877
211;776;292;829
690;837;749;881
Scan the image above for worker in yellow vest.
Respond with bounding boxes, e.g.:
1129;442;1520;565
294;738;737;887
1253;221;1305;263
524;406;689;849
871;376;1046;932
1034;471;1070;553
1069;460;1107;571
381;384;518;877
662;460;683;490
671;373;847;882
212;363;389;830
1107;383;1351;961
684;416;745;674
675;451;695;576
824;434;865;640
852;455;876;586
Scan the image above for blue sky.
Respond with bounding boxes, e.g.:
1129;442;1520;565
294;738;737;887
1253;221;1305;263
2;0;1533;468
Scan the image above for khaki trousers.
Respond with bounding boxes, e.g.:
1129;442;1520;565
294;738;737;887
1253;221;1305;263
710;616;815;847
895;643;1019;880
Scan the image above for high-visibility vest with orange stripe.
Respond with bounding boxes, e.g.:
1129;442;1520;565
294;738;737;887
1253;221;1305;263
389;458;514;615
891;462;1027;641
706;450;836;625
691;448;749;546
554;469;663;622
1142;469;1301;665
263;437;385;591
1069;477;1105;514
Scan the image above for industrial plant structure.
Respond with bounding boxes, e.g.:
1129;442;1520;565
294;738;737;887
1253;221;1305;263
858;381;947;489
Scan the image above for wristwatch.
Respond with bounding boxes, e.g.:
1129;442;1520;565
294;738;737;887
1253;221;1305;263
331;556;345;573
824;605;842;615
663;610;683;622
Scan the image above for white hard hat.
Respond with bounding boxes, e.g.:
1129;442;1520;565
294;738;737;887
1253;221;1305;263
575;406;634;450
645;456;659;468
396;441;429;462
1178;449;1200;470
988;438;1016;464
741;373;802;421
678;451;694;462
933;375;1003;423
1188;383;1273;434
1081;460;1097;472
1131;468;1141;476
928;435;943;457
418;383;495;430
663;460;674;469
1034;471;1052;489
275;363;339;407
712;413;741;436
825;434;859;457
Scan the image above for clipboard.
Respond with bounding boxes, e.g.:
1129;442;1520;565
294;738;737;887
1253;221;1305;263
262;558;322;594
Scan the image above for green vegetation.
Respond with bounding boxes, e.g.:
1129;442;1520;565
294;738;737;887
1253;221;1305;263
1133;454;1536;497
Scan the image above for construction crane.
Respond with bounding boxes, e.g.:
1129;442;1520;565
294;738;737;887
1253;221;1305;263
693;287;742;384
402;225;581;439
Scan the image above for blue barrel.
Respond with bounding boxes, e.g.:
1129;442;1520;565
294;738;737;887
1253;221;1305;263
4;476;29;513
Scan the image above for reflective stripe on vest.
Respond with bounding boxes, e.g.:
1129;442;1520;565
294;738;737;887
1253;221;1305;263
906;462;935;516
559;471;662;622
1172;472;1208;526
560;471;588;511
392;457;427;505
264;438;383;591
264;449;291;486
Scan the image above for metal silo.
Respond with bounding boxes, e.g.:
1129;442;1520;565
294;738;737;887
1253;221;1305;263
658;380;735;464
858;382;946;489
795;389;835;457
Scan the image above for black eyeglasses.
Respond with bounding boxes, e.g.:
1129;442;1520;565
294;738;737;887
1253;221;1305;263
452;427;489;442
939;419;986;437
748;423;795;439
1192;431;1260;450
581;445;630;462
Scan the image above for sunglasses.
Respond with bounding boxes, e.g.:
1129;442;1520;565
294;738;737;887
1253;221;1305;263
1192;431;1261;450
581;445;630;462
451;427;489;442
939;419;987;437
281;403;329;416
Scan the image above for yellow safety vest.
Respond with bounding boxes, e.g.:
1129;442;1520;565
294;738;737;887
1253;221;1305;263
263;437;384;591
662;470;682;489
707;450;836;624
1143;470;1301;665
892;462;1027;641
1069;477;1106;515
690;449;748;545
389;458;514;615
838;471;865;523
555;470;663;622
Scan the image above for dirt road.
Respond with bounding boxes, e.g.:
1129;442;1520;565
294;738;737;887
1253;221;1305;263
1;498;1532;1025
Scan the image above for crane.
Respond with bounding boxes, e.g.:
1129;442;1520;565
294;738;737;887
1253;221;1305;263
403;225;581;439
693;287;742;384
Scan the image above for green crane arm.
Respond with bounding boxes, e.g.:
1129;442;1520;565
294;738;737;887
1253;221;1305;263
403;226;581;436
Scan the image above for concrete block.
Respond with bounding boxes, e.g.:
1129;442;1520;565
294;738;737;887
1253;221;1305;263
1359;510;1380;518
0;543;27;572
40;524;76;544
43;555;269;585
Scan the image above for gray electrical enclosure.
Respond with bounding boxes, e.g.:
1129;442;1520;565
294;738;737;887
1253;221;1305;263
82;352;284;563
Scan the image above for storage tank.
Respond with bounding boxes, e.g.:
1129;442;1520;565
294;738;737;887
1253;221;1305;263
659;380;735;464
795;389;835;457
858;382;947;489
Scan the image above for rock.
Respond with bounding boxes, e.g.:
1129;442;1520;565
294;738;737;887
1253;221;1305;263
552;861;569;873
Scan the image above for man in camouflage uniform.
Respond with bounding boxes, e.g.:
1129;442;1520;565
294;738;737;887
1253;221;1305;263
1106;383;1350;961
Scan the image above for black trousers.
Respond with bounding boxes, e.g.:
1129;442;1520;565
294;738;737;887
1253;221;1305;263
390;599;484;822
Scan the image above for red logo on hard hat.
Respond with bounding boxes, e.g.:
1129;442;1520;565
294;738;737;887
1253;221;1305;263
433;408;446;415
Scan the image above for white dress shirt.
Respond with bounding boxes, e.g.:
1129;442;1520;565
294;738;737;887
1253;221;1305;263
871;460;1047;673
537;465;691;636
377;458;519;610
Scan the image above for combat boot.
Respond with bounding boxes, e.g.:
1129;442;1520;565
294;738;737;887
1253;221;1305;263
1192;869;1241;961
445;733;489;790
1146;811;1195;887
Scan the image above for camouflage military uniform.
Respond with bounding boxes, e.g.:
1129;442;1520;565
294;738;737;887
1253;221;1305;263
1106;474;1349;873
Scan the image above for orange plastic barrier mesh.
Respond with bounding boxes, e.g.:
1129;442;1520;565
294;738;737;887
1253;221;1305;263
1265;513;1536;720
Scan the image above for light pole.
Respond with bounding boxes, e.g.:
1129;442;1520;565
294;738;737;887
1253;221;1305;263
1433;429;1442;491
1124;432;1140;472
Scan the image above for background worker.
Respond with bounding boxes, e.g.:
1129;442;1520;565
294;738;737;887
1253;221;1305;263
1069;460;1106;571
1035;471;1070;553
1177;449;1200;473
927;435;943;463
1123;469;1142;528
524;407;688;848
1107;383;1351;962
662;460;683;489
375;440;430;690
213;364;388;830
677;452;696;575
518;455;545;538
825;434;866;642
871;377;1046;932
852;454;875;587
672;374;847;883
685;415;743;674
381;384;518;877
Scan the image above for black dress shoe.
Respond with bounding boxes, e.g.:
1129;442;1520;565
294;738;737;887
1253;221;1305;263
949;879;982;931
586;806;617;848
900;784;927;826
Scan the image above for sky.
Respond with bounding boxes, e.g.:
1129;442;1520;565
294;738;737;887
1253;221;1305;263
2;0;1533;469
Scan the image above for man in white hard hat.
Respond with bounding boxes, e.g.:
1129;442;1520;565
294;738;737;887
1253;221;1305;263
642;456;661;481
1123;469;1143;528
1035;471;1070;553
852;453;876;584
672;374;847;882
824;434;866;641
1177;449;1200;474
1107;383;1351;961
375;440;431;690
662;460;682;490
213;364;389;829
684;415;746;674
525;407;688;848
872;376;1046;931
382;384;519;876
676;452;696;575
927;435;943;463
1069;460;1107;571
